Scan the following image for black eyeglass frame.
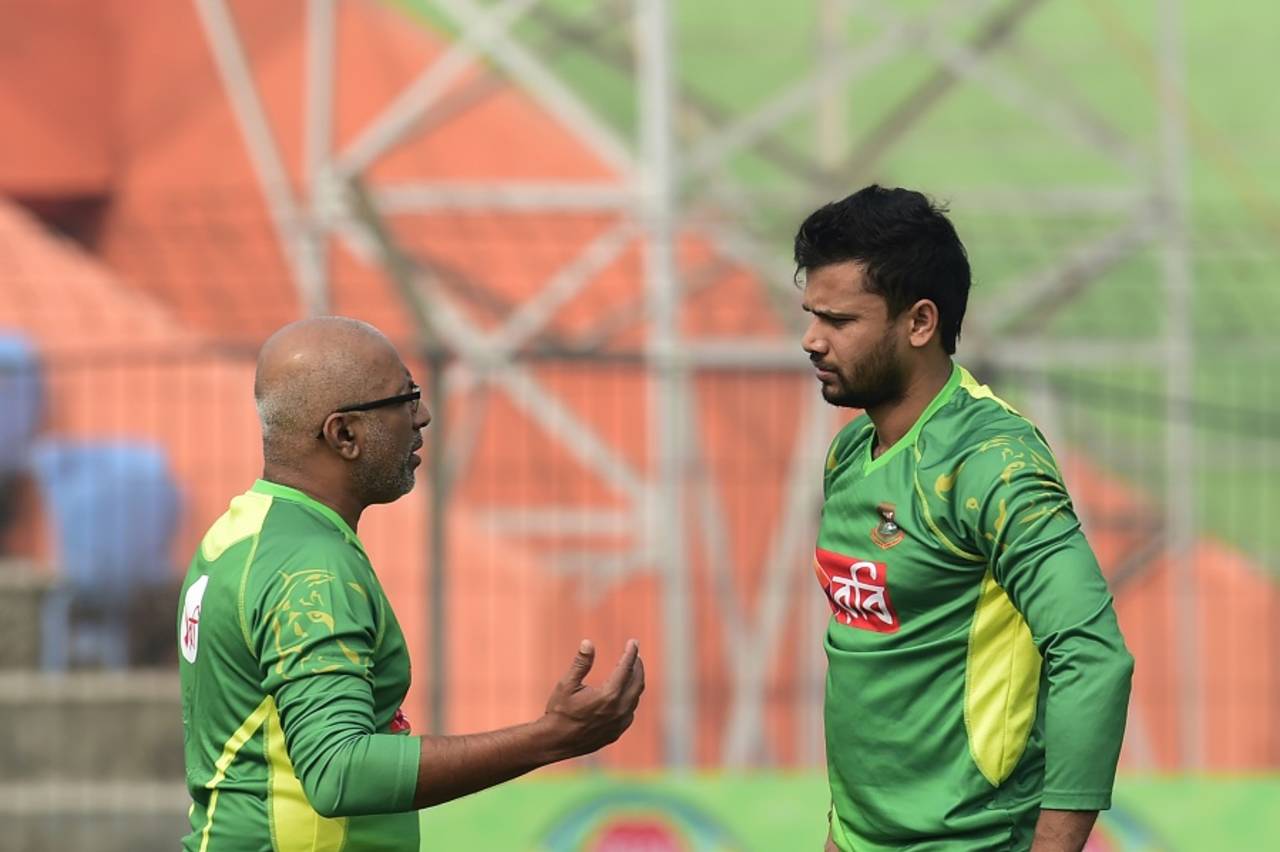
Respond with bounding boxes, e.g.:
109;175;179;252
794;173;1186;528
316;387;421;439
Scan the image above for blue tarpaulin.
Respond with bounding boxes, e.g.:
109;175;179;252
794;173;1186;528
0;333;41;476
29;441;181;604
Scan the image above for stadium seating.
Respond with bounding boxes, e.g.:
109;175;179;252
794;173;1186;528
29;441;181;669
0;333;41;477
0;334;42;523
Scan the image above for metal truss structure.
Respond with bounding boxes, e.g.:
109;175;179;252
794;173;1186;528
194;0;1204;768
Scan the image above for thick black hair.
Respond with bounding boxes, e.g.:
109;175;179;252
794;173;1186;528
793;185;971;354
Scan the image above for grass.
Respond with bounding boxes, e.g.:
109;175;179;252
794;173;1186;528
414;772;1280;851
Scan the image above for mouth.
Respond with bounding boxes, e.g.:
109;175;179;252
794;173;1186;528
813;364;838;382
409;441;423;466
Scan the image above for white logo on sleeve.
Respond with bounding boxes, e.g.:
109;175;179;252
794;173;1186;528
180;575;210;663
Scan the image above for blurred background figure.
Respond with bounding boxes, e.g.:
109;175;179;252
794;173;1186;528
0;1;1275;850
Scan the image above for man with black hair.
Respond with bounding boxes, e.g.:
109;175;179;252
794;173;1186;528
798;186;1133;852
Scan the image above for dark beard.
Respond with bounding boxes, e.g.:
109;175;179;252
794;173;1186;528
820;332;906;410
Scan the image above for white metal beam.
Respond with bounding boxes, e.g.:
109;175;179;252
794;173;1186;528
484;220;637;356
486;366;649;504
661;338;1177;369
193;0;323;313
479;506;638;536
722;392;830;766
691;410;770;764
433;0;637;179
680;24;912;180
338;180;652;506
335;0;542;177
304;0;335;188
547;546;656;606
303;0;335;312
681;0;990;180
817;0;851;170
688;216;810;335
637;0;693;768
1155;0;1201;770
947;187;1150;215
860;3;1147;175
968;206;1159;339
668;184;1150;216
374;181;637;212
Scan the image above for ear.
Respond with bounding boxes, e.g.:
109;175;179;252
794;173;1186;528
905;299;940;349
320;413;363;460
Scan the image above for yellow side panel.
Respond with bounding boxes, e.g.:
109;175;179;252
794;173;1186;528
198;696;274;852
965;569;1042;786
264;700;348;852
201;491;273;562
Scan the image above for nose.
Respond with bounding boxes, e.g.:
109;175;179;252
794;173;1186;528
802;318;826;357
414;405;432;431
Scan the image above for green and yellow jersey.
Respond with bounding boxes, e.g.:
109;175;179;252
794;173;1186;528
817;364;1133;851
178;480;420;851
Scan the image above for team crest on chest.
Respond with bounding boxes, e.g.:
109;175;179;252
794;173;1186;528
870;502;905;549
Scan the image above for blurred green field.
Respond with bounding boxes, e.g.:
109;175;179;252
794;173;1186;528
388;0;1280;568
416;772;1280;850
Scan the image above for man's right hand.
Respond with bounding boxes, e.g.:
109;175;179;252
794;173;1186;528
540;639;645;760
411;638;644;809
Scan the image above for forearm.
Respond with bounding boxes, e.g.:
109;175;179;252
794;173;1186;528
1030;809;1097;852
412;716;564;809
1039;606;1133;808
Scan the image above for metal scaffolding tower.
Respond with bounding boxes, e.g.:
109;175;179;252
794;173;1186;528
195;0;1200;768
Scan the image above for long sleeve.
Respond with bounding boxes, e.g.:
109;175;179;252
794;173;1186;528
252;559;420;818
962;429;1135;809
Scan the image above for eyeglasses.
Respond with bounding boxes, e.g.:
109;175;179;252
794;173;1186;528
316;386;421;438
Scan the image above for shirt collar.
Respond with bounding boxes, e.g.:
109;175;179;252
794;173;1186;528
251;479;367;555
863;362;961;473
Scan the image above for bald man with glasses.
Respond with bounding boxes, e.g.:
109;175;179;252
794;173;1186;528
177;316;644;852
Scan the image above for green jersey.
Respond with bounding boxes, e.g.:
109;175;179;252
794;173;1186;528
816;365;1133;851
178;480;421;851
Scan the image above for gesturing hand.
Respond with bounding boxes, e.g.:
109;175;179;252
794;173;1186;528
542;639;645;760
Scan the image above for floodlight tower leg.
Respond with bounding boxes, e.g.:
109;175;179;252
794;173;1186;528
192;0;326;314
302;0;335;314
637;0;693;769
1155;0;1201;770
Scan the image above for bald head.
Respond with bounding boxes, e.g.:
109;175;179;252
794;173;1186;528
255;317;407;465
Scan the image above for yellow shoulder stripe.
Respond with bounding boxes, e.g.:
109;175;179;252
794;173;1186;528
201;490;273;562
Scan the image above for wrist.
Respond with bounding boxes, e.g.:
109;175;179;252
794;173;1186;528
529;713;573;765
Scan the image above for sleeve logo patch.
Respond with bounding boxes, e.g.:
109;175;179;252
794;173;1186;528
389;707;412;734
180;575;210;663
814;548;900;633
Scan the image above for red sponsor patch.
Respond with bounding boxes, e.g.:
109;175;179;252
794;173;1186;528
389;708;412;734
814;548;900;633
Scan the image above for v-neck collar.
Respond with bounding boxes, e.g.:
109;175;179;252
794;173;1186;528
863;363;961;475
